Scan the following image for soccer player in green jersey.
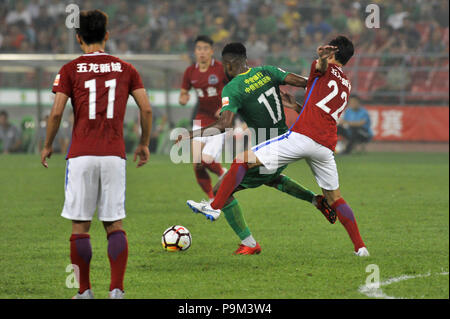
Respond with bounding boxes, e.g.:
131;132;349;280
184;43;336;255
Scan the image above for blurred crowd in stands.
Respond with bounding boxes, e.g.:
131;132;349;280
1;0;448;58
0;0;448;102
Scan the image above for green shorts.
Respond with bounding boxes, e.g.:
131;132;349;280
239;165;287;189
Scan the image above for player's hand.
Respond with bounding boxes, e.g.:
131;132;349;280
280;90;297;109
280;90;302;113
133;144;150;168
317;45;339;59
41;146;53;168
179;93;190;105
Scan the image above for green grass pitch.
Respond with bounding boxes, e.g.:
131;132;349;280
0;152;448;299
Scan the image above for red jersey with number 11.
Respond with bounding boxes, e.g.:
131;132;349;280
52;51;144;159
291;61;351;151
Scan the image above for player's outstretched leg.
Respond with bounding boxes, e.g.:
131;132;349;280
223;199;261;255
187;159;249;221
211;159;249;210
105;221;128;299
267;175;337;224
324;191;369;256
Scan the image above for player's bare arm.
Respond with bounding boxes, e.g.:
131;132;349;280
177;110;235;143
316;45;339;74
40;92;69;168
283;73;308;88
131;88;153;167
280;90;303;113
179;88;190;105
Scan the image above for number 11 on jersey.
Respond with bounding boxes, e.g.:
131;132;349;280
85;78;117;120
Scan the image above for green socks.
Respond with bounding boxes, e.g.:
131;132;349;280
222;199;251;240
275;176;315;203
222;176;315;243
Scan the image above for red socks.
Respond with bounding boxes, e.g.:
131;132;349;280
70;230;128;293
107;230;128;291
332;198;366;251
70;234;92;294
194;161;224;199
202;160;224;176
194;165;214;199
211;160;248;209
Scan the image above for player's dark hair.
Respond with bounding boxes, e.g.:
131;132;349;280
76;10;108;45
194;35;214;46
221;42;247;62
328;35;354;66
0;110;7;118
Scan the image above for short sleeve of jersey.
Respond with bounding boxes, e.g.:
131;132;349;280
264;65;289;85
220;84;241;114
129;64;144;93
181;66;191;90
52;64;72;97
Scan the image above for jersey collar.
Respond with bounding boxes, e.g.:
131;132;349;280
195;58;215;69
238;68;252;76
83;50;109;56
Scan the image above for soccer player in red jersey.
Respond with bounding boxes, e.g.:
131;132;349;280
192;36;369;257
179;35;228;201
40;10;153;298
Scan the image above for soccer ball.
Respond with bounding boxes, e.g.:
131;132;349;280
161;225;192;252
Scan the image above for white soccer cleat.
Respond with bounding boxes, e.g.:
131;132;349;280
109;288;125;299
72;289;94;299
187;200;221;221
355;247;370;257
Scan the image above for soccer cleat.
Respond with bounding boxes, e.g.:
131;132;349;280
187;200;221;221
72;289;94;299
233;243;262;255
354;247;370;257
109;288;125;299
314;195;337;224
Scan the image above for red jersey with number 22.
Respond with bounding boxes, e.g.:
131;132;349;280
291;61;351;151
52;51;144;159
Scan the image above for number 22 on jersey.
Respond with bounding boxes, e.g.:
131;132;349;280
85;78;116;119
315;80;347;122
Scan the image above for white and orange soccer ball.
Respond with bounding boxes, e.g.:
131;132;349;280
161;225;192;252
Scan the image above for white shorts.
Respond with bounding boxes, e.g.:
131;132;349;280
61;156;126;222
192;124;224;161
252;132;339;190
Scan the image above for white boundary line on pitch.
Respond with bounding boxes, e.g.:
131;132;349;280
358;271;449;299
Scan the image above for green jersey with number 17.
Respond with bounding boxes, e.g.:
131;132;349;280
220;65;289;142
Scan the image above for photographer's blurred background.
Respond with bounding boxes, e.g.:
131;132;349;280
0;0;448;155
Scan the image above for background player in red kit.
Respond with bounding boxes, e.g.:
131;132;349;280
179;35;228;201
40;10;153;298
